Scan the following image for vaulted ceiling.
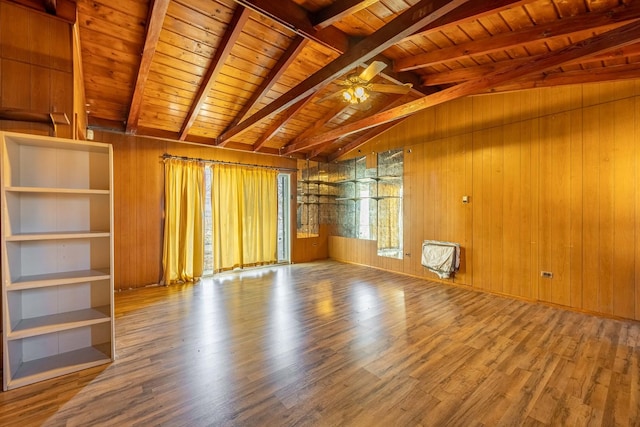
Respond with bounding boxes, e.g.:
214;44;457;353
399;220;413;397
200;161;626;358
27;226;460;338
45;0;640;160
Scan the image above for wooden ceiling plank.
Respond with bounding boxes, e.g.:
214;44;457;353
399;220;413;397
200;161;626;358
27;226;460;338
288;102;352;149
222;36;309;139
490;62;640;92
252;95;314;151
423;57;531;85
327;119;404;162
218;0;476;145
359;55;433;97
395;2;640;72
125;0;171;134
285;94;408;156
295;19;640;150
178;5;252;141
312;0;379;30
288;94;409;156
400;0;533;44
422;41;640;86
232;0;350;54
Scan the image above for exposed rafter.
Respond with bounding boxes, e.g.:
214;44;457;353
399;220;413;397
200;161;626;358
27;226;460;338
308;95;409;161
252;95;314;152
218;0;474;146
395;2;640;72
490;62;640;93
75;0;640;162
126;0;171;134
178;5;252;141
219;36;309;146
422;42;640;87
359;55;432;98
294;20;640;151
287;102;352;150
328;120;403;162
399;0;533;44
312;0;378;30
232;0;350;54
282;95;407;157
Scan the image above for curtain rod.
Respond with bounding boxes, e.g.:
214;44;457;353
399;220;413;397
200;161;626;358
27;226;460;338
161;153;298;172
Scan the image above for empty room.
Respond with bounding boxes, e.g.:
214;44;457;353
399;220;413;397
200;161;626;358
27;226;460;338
1;0;640;425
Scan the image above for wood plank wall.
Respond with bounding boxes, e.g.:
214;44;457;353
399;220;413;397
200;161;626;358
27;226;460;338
329;80;640;321
0;2;307;290
94;130;298;290
0;1;73;138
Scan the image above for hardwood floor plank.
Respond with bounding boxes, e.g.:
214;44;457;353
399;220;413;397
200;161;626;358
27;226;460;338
1;260;639;426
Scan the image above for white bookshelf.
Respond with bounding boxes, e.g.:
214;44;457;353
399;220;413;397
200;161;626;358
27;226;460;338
1;131;114;391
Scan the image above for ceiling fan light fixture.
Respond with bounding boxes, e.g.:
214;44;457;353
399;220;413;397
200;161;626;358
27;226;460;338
342;85;369;104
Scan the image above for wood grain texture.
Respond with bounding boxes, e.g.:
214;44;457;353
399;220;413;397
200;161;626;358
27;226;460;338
330;80;640;321
0;1;73;137
94;130;296;290
65;0;640;159
0;261;639;425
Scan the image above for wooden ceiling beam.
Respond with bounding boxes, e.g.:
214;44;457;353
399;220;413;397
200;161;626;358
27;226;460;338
232;0;350;54
490;62;640;93
125;0;171;135
178;5;252;141
287;102;352;151
295;20;640;150
396;2;640;72
312;0;379;29
422;42;640;86
220;36;309;143
218;0;474;146
360;55;433;97
252;95;314;152
308;95;408;161
285;94;408;156
400;0;533;44
328;120;404;162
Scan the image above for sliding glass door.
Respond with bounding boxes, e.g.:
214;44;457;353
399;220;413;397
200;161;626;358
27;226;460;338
277;173;291;263
202;168;290;275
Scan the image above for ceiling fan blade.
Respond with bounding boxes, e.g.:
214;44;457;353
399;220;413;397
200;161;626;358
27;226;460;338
369;83;412;94
359;61;387;82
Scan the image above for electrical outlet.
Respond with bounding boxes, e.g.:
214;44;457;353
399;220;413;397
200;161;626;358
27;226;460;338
541;271;553;279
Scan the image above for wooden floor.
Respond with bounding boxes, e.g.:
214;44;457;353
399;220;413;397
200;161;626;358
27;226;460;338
1;260;640;426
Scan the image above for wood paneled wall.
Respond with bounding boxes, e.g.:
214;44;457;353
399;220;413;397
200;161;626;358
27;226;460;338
0;1;73;137
95;130;297;290
329;80;640;321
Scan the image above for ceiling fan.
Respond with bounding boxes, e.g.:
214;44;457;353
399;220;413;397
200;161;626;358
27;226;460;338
321;61;413;105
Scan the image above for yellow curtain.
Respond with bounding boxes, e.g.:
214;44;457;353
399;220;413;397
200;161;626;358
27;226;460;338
162;158;205;285
212;164;278;271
